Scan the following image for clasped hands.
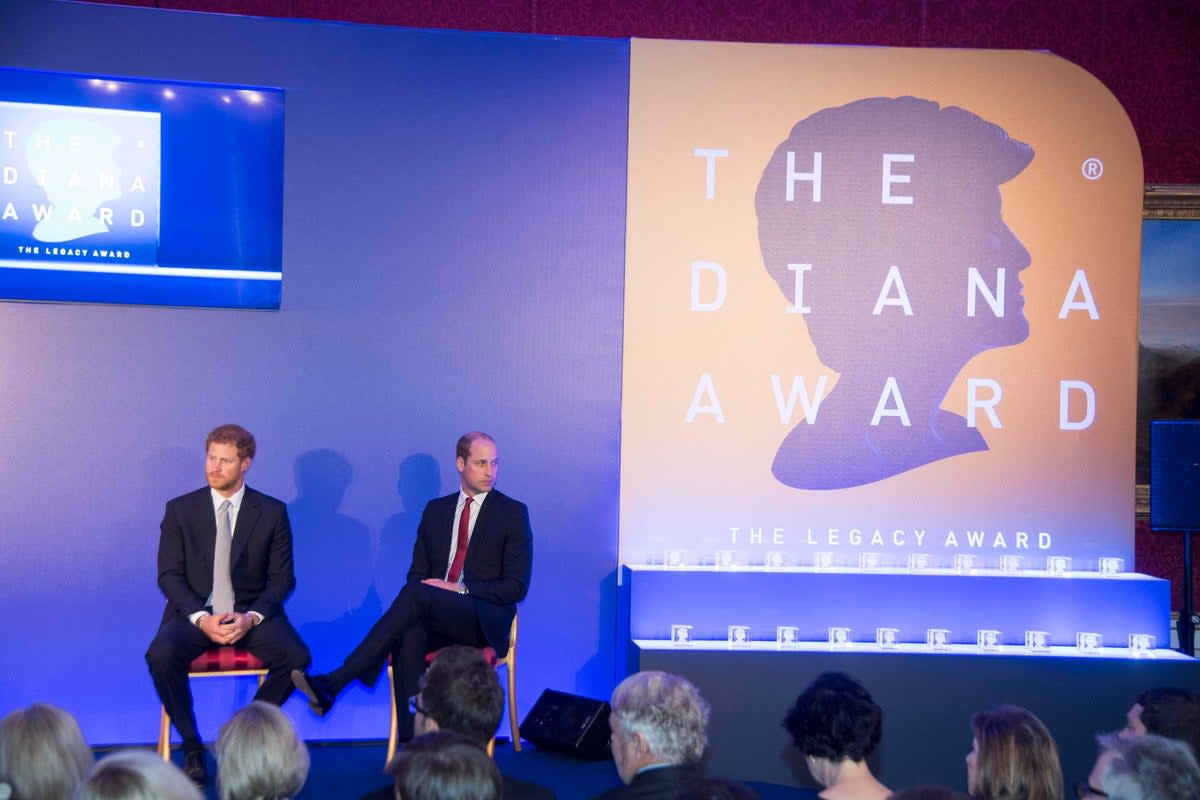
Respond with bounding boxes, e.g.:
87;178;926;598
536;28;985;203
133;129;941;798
421;578;461;592
200;611;255;645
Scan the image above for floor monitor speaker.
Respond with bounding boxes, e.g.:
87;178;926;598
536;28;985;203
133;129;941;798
519;689;612;760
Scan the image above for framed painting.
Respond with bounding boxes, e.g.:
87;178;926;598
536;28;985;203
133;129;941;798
1137;184;1200;517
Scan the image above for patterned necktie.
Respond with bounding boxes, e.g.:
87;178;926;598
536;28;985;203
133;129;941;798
212;499;235;615
446;496;472;584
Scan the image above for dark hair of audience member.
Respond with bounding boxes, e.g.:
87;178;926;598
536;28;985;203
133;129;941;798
0;702;93;800
1133;687;1200;756
968;706;1062;800
214;701;310;800
421;646;504;747
386;731;502;800
783;672;882;762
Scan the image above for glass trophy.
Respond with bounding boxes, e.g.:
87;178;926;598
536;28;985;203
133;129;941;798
999;554;1023;573
1128;633;1156;657
828;626;852;649
954;554;979;573
908;553;932;571
814;552;835;570
715;550;736;569
670;624;693;645
927;628;951;651
1099;557;1125;575
1046;556;1072;575
976;629;1002;651
776;625;800;648
664;549;685;568
859;552;883;570
1024;630;1050;653
728;625;751;648
766;551;787;569
876;627;900;649
1076;632;1103;653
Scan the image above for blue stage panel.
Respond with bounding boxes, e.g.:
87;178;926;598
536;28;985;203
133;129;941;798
621;565;1170;648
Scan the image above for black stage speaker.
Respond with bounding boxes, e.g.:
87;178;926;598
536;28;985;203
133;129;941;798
519;689;612;760
1150;420;1200;531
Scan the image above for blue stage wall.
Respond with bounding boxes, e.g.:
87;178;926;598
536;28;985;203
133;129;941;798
0;0;628;745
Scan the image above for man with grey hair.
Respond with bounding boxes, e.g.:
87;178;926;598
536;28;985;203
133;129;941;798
76;750;203;800
592;671;710;800
1083;732;1200;800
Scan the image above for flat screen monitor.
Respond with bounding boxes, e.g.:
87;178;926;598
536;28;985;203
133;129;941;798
1149;419;1200;531
0;67;284;309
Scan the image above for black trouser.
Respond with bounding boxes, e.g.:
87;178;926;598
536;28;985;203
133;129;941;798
146;614;310;749
333;582;489;740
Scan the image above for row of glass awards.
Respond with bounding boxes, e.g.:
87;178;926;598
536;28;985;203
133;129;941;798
668;623;1158;657
661;550;1126;575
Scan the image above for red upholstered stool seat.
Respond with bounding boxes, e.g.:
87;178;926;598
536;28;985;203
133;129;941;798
424;646;497;667
157;646;268;761
189;647;267;672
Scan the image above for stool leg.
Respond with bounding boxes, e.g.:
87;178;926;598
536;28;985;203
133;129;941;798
158;705;171;761
386;663;398;765
507;659;520;751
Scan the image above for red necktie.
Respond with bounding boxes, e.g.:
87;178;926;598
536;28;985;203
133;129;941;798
446;496;472;584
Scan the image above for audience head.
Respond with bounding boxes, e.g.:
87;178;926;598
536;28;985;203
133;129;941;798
1121;687;1200;756
609;671;710;784
966;705;1062;800
1091;731;1200;800
416;646;504;747
386;731;501;800
783;672;882;768
74;750;202;800
214;701;309;800
0;702;92;800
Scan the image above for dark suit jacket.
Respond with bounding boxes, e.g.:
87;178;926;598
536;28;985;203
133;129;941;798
156;486;296;624
360;773;555;800
407;489;532;654
590;764;700;800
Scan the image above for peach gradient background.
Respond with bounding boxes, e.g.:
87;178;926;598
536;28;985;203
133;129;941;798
620;40;1143;567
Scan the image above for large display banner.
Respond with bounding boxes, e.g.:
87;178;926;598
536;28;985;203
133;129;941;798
621;41;1143;569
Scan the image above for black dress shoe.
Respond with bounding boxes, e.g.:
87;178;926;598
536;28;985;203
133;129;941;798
292;669;336;716
183;747;208;787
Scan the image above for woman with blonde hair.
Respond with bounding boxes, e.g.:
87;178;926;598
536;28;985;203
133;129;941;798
0;703;92;800
966;706;1063;800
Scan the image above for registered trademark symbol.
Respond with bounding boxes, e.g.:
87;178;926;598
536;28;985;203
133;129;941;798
1081;157;1104;180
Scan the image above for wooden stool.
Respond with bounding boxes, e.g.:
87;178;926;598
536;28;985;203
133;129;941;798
386;612;520;763
158;646;268;760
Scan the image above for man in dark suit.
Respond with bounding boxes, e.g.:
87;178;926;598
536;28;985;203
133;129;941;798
359;645;554;800
145;424;310;787
293;431;532;743
591;672;710;800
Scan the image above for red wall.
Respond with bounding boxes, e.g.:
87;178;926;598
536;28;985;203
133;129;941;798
85;0;1199;184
